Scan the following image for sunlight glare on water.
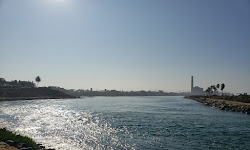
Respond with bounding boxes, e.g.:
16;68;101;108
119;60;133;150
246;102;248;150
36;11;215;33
0;99;133;150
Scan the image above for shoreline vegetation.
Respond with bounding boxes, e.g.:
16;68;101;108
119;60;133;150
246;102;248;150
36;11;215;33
185;95;250;114
0;128;51;150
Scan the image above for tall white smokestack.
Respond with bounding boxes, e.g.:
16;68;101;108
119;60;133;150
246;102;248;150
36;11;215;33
191;76;193;93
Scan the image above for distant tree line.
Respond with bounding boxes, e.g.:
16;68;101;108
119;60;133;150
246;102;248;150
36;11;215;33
205;83;225;96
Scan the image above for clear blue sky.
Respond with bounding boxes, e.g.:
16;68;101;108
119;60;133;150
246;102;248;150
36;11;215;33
0;0;249;93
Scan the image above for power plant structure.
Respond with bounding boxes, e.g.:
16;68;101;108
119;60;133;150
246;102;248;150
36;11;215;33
191;76;204;95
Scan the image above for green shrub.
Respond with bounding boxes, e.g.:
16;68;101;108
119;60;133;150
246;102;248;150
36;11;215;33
0;128;37;147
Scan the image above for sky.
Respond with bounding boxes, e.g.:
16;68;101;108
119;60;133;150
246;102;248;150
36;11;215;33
0;0;249;94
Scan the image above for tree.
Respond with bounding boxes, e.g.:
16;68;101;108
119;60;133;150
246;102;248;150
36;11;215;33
221;83;225;95
216;84;220;89
211;85;217;95
205;87;212;96
216;84;220;95
35;76;41;87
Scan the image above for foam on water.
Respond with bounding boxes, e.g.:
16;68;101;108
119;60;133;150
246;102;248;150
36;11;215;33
0;99;134;150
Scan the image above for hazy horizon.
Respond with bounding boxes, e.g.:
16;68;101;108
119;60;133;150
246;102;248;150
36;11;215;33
0;0;249;94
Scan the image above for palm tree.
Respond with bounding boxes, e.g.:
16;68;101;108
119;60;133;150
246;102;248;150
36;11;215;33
221;83;225;96
35;76;41;87
216;84;220;95
216;84;220;89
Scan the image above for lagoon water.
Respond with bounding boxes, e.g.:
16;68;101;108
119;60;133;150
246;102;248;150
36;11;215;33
0;96;249;150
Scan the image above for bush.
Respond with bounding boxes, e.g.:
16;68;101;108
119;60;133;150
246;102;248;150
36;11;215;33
0;128;37;148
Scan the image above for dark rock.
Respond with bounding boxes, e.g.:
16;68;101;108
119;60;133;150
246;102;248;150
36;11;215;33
39;145;46;149
6;140;18;146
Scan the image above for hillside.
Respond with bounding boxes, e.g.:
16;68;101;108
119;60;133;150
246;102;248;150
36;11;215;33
0;87;76;101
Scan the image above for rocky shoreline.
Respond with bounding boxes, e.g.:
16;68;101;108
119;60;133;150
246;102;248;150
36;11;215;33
185;96;250;114
0;140;53;150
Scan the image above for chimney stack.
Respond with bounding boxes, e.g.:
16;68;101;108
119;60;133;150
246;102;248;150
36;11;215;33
191;76;193;93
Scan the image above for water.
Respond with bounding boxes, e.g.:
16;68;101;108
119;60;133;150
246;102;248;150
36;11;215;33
0;96;249;150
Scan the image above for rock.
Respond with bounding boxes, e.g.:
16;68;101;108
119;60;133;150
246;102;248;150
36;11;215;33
0;141;19;150
17;143;25;148
38;145;46;149
17;142;30;148
6;140;18;146
6;140;14;144
186;96;250;114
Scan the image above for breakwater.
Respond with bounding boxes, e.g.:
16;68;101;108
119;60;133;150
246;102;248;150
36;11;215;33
185;96;250;114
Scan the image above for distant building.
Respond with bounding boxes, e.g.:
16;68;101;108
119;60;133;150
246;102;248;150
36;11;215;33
236;93;248;96
192;86;204;95
90;88;92;91
191;76;204;95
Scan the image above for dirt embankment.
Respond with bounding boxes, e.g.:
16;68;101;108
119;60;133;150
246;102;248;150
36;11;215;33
185;96;250;114
0;87;77;101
